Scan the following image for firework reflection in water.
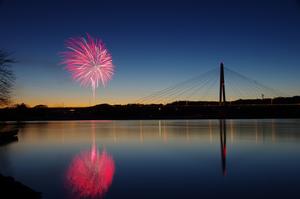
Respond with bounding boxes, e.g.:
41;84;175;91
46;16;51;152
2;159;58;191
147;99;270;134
66;143;115;198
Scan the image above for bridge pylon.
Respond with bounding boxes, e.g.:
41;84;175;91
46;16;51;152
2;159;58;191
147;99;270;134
219;62;226;105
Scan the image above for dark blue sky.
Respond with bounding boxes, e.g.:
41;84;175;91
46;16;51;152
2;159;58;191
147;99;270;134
1;0;300;106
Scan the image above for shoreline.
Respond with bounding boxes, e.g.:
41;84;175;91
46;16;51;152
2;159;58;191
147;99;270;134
1;104;300;121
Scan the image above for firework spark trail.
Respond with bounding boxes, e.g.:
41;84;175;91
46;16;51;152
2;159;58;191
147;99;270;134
61;33;114;98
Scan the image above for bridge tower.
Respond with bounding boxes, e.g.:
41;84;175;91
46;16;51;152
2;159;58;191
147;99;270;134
219;62;226;105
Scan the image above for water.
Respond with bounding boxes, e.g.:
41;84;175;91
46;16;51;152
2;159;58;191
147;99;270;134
1;119;300;199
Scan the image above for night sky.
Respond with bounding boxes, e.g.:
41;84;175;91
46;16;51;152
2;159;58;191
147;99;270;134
1;0;300;106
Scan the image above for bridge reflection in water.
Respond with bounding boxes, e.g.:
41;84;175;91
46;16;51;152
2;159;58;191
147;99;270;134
219;119;227;176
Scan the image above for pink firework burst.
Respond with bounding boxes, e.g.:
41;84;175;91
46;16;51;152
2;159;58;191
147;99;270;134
61;34;114;97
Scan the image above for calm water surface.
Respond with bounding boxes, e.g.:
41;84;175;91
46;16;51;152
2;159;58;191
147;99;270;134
1;119;300;199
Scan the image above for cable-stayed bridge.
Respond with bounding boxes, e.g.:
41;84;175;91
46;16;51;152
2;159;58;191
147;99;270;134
137;63;286;105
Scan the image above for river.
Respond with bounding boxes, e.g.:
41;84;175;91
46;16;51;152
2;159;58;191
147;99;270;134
1;119;300;198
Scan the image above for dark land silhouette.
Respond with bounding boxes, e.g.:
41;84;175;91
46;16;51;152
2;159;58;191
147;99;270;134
0;174;41;199
0;96;299;121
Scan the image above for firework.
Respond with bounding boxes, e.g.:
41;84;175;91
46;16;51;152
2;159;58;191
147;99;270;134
61;33;114;97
